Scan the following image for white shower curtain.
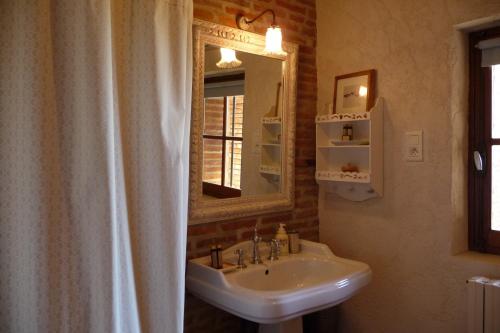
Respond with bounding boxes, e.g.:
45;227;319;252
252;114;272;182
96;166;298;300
0;0;192;332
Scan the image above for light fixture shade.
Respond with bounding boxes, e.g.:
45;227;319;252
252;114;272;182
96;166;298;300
216;48;242;69
264;26;285;55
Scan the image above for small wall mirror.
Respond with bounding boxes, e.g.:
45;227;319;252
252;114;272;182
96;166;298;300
189;19;298;224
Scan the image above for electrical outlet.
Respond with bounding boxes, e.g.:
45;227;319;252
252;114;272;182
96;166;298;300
405;130;423;161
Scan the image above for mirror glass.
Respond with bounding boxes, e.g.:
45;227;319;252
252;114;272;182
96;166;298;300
201;44;284;199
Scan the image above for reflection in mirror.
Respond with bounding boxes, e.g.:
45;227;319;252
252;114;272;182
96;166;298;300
202;44;284;200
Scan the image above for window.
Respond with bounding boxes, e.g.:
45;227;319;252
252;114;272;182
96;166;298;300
202;73;244;198
469;26;500;254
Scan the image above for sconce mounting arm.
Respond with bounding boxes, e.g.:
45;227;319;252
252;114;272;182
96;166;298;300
236;9;277;31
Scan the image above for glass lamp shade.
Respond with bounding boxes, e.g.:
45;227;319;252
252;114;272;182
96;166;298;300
216;48;242;69
264;26;286;55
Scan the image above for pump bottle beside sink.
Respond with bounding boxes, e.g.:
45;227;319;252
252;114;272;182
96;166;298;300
275;223;289;256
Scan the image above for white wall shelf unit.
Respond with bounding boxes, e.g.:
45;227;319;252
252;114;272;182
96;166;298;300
315;97;384;201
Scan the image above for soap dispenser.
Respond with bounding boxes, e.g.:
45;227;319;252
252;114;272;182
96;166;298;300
275;223;289;256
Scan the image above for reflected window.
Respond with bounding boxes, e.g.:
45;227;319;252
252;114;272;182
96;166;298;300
202;72;245;198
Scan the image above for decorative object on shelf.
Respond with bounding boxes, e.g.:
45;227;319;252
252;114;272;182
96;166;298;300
236;9;286;56
342;124;353;141
333;69;375;114
341;163;359;173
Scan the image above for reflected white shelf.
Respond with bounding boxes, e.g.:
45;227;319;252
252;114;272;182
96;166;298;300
262;117;282;125
259;165;281;176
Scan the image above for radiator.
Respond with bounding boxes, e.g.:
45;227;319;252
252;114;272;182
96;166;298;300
467;276;500;333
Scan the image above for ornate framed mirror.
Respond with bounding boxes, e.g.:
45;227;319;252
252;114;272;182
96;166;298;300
189;19;298;224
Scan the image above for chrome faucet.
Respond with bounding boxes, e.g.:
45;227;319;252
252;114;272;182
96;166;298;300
268;239;281;261
251;227;263;264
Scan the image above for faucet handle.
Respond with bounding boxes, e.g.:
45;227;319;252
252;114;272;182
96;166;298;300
268;239;281;260
275;239;281;254
234;248;247;269
272;239;281;254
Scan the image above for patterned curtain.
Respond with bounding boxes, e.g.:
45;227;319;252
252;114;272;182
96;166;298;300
0;1;192;332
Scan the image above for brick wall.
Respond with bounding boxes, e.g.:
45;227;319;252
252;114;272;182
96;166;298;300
186;0;317;331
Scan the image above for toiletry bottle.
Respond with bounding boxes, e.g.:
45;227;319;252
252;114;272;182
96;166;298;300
210;245;218;268
288;230;300;254
275;223;289;256
216;244;223;269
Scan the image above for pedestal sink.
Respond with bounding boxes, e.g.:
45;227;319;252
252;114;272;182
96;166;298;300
186;240;371;330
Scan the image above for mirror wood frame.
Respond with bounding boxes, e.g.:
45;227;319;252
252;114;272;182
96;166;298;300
189;19;298;224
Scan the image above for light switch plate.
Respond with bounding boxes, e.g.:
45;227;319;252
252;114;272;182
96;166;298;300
405;130;423;161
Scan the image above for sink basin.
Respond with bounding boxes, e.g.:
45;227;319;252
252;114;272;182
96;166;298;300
186;240;372;324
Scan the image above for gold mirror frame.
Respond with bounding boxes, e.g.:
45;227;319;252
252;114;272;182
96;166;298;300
189;19;298;224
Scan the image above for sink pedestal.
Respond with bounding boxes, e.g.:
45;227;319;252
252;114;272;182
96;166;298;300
259;317;302;333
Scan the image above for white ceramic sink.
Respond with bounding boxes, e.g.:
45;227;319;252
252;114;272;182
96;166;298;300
186;240;372;324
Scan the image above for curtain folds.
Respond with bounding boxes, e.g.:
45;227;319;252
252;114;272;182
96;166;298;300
0;1;192;332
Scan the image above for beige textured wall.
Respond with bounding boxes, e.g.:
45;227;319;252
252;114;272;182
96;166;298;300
317;1;500;332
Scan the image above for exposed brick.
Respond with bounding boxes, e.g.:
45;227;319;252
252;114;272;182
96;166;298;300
240;226;275;240
219;218;257;231
295;206;318;218
276;0;306;15
225;6;245;15
296;0;315;8
224;0;251;7
194;0;224;8
289;13;305;23
194;8;215;21
261;212;293;224
187;223;217;236
195;235;238;249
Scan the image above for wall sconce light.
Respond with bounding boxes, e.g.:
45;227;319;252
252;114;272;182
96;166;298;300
236;9;286;56
216;48;242;69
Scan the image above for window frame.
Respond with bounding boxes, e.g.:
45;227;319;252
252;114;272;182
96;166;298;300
202;74;245;199
468;26;500;255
